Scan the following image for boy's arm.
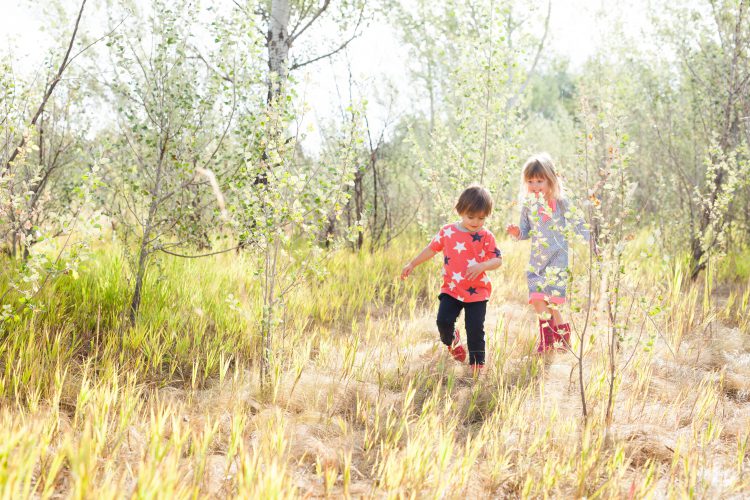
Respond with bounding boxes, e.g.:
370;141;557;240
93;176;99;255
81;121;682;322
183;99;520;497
465;256;501;280
483;257;502;270
401;246;437;279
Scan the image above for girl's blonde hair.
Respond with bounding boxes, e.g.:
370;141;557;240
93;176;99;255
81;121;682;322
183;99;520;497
520;152;563;201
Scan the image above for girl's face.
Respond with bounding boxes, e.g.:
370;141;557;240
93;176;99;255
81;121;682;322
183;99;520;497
525;176;550;198
460;212;487;232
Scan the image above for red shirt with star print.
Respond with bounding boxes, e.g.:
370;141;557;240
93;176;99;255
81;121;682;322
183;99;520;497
428;223;501;302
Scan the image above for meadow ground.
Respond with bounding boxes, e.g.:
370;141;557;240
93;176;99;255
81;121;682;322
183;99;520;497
0;237;748;498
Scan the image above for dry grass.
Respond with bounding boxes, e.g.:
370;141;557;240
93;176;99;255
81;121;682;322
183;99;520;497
0;238;749;498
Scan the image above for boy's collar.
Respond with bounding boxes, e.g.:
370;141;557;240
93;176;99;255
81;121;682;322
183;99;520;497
454;222;482;233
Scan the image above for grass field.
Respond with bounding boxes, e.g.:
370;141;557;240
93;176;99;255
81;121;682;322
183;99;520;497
0;236;748;498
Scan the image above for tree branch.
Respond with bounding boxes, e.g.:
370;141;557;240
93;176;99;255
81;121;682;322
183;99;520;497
289;0;331;44
2;0;88;178
506;0;551;112
289;4;365;71
159;244;245;259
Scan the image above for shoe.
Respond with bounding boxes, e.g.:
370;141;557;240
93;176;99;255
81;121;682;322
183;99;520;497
470;363;484;377
448;329;467;363
555;323;571;350
536;319;556;354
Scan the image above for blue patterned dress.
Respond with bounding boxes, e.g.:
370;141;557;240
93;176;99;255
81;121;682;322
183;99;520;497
518;197;589;304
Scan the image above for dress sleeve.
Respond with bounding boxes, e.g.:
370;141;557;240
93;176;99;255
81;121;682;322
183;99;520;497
519;206;531;240
561;200;590;241
574;217;590;241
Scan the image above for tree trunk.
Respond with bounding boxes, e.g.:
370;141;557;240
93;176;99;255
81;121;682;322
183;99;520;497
128;137;168;325
370;150;378;252
129;241;149;325
260;237;280;389
354;167;364;250
427;58;435;132
267;0;291;103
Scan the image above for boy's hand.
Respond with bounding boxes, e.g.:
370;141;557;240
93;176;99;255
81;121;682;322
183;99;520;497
400;262;415;280
506;224;520;239
465;262;487;281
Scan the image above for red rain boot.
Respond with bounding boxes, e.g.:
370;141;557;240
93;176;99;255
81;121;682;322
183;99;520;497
536;319;556;353
555;323;571;350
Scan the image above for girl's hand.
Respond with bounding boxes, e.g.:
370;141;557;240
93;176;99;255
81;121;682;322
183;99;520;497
400;262;415;280
506;224;520;239
465;262;486;281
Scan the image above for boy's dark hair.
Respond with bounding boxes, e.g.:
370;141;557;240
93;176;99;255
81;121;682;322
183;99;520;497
455;185;493;216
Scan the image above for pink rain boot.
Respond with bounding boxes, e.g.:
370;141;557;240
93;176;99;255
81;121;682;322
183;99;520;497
555;323;571;350
536;319;556;353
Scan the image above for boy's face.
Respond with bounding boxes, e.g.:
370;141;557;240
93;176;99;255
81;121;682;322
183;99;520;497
460;211;487;232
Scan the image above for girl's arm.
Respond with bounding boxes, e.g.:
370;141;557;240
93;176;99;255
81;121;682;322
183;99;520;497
518;206;531;240
401;246;437;279
575;218;591;241
563;200;590;241
508;206;531;240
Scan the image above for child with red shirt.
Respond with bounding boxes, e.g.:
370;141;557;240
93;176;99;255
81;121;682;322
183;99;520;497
400;185;502;374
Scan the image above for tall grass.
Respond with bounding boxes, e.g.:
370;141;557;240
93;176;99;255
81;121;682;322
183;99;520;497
0;234;748;497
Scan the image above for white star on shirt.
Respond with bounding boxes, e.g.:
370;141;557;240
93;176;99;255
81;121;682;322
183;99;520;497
481;274;491;284
457;296;465;302
453;242;466;254
443;226;455;238
433;234;441;244
479;249;486;258
448;281;456;290
466;258;478;267
452;272;463;283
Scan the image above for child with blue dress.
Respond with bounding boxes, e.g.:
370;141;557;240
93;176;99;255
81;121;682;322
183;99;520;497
506;153;590;353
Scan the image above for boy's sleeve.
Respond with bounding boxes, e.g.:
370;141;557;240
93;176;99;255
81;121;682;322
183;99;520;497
428;227;444;252
519;206;531;240
483;230;502;260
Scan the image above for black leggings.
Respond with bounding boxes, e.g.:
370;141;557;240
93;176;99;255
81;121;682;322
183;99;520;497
436;293;487;365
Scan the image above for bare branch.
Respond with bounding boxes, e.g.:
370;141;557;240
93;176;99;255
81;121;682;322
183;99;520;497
188;49;234;84
2;0;88;178
506;0;551;112
289;5;365;71
289;0;331;44
288;0;317;39
159;244;245;259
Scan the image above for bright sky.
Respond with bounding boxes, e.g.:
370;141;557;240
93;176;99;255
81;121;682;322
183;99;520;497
1;0;655;154
295;0;655;153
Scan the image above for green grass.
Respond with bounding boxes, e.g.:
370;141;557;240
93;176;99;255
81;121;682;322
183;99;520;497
717;245;750;282
0;233;747;497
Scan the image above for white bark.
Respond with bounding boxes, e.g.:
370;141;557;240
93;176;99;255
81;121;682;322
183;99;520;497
267;0;291;101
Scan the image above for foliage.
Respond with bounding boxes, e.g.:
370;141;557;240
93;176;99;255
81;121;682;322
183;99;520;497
0;0;750;495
